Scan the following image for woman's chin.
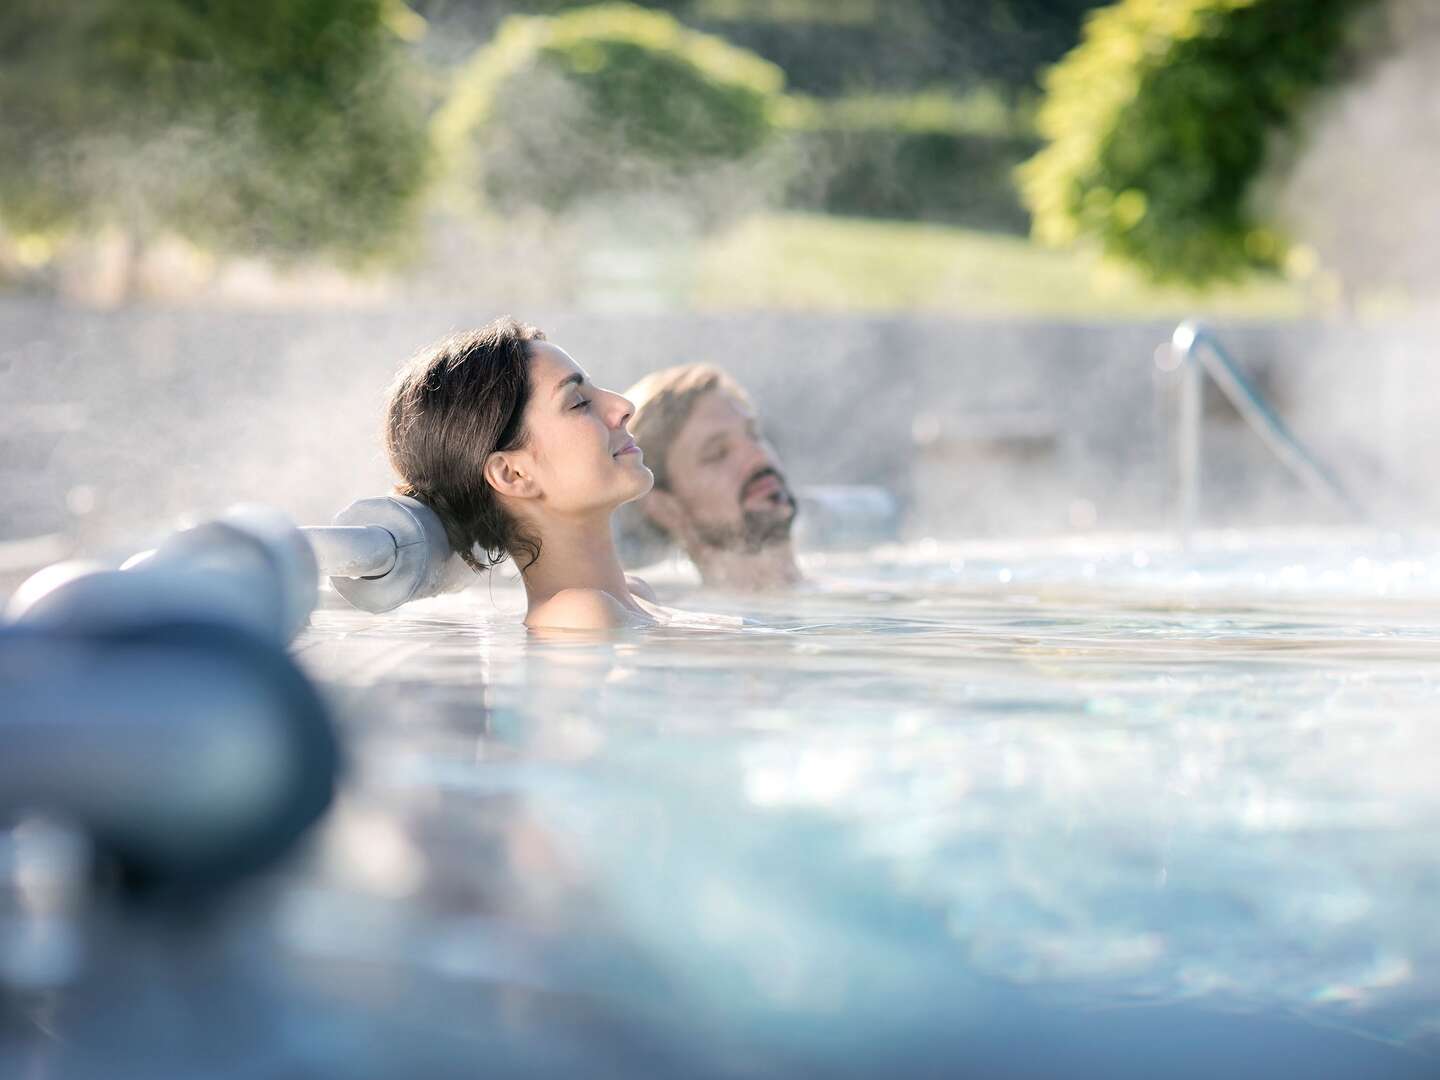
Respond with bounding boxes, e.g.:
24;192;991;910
621;462;655;502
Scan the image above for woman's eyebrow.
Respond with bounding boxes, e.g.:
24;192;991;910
553;372;585;397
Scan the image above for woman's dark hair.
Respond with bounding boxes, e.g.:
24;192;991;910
384;317;545;572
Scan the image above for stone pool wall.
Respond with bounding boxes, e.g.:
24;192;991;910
2;300;1433;587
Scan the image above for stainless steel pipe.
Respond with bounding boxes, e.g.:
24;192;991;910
301;525;398;580
1166;320;1363;543
9;505;318;646
323;495;473;614
0;619;338;894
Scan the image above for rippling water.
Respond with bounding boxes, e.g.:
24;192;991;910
10;535;1440;1077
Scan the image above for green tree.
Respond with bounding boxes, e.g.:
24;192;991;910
1019;0;1379;285
414;1;1105;96
0;0;431;275
433;3;783;220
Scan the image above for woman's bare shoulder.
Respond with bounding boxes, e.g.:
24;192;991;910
526;588;643;631
625;575;658;603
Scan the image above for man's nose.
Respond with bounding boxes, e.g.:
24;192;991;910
739;433;775;472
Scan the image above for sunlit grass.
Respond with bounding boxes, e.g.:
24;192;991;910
779;87;1031;138
692;212;1312;317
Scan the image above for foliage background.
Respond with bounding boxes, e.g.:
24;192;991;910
0;0;1415;306
0;0;431;268
434;3;784;222
1019;0;1381;285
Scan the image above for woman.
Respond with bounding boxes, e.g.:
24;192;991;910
384;317;709;630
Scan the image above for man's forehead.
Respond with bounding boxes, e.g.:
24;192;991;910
676;390;758;445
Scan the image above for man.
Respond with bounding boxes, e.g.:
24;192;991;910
617;364;802;589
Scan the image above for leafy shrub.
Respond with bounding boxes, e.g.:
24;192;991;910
435;3;784;218
780;92;1039;231
0;0;432;262
690;1;1103;96
1019;0;1379;284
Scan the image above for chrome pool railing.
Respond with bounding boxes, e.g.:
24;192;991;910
2;505;348;897
1164;321;1364;542
0;617;338;895
302;524;398;579
0;496;467;896
7;497;473;643
315;495;472;614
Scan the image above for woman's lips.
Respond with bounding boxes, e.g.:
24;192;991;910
613;439;641;457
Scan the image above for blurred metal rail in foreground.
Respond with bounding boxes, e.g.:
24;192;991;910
0;505;357;904
0;494;473;884
0;495;479;901
0;478;901;901
0;618;337;895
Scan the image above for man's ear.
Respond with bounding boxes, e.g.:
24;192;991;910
484;451;537;499
642;487;686;537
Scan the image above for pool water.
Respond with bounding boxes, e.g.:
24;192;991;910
13;534;1440;1078
283;534;1440;1077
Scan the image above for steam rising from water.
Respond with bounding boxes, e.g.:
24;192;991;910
5;305;1440;601
1264;0;1440;305
8;4;1440;591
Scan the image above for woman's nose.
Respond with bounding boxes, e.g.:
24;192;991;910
608;390;635;429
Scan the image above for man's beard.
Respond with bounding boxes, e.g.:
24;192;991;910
690;469;797;555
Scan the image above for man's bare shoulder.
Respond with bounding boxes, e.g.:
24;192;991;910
526;588;641;631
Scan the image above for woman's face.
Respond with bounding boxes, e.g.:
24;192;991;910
510;341;653;516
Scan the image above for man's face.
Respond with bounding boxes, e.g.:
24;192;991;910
659;390;797;553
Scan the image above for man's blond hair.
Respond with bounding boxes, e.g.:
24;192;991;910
615;363;753;564
625;363;753;491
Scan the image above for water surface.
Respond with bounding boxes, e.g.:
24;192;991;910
10;535;1440;1078
287;536;1440;1076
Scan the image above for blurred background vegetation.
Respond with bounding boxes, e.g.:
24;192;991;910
1021;0;1380;286
0;0;1414;313
0;0;432;297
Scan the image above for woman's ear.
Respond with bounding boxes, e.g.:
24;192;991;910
484;451;537;499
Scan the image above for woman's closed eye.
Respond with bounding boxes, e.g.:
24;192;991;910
570;396;591;411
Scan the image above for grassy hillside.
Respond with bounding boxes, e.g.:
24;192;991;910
693;212;1311;317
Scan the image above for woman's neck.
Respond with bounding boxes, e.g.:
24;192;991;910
518;511;637;610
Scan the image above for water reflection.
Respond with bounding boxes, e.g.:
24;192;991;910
303;559;1440;1069
7;543;1440;1076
